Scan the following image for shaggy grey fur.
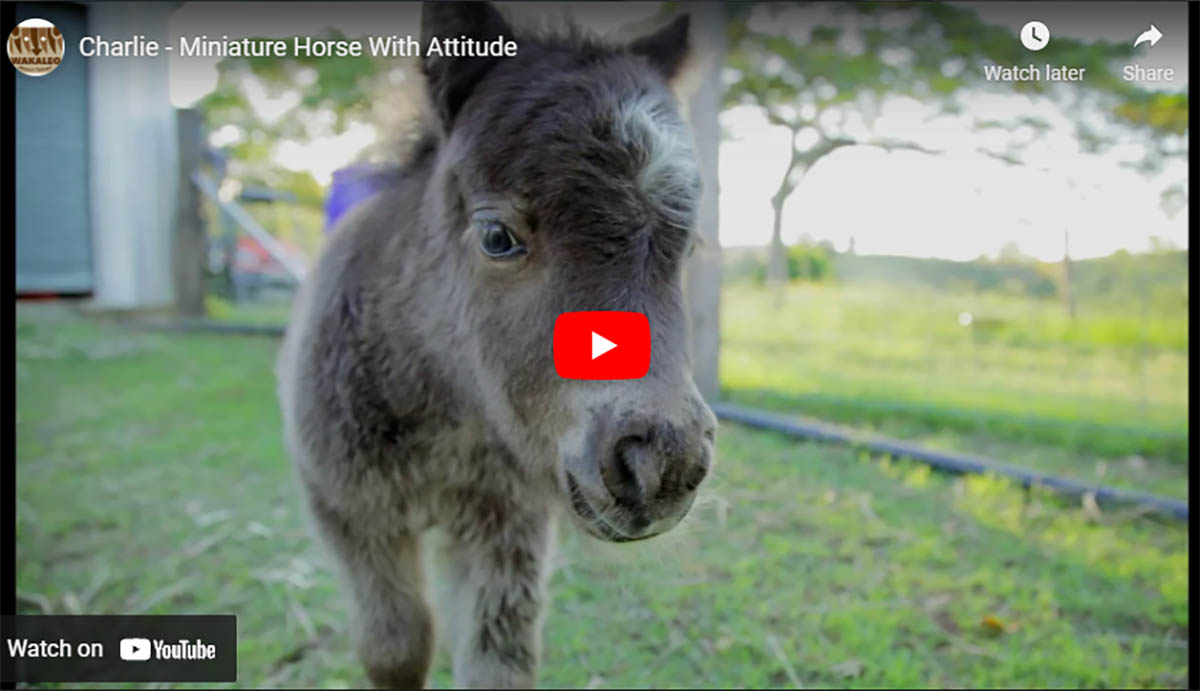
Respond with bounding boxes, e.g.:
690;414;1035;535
276;3;715;687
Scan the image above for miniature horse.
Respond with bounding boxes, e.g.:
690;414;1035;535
276;3;715;687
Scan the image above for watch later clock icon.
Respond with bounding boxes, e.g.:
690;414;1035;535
1021;21;1050;51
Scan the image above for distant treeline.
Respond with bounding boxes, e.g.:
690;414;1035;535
725;244;1188;312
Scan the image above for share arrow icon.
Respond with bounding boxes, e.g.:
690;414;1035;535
1134;24;1162;48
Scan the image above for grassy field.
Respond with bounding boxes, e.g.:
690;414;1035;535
721;283;1189;466
15;303;1189;688
203;280;1191;471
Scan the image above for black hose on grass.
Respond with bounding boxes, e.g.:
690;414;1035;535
711;402;1188;521
127;319;1189;521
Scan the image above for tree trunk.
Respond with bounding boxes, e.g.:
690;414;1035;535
767;195;787;306
766;137;802;308
683;0;725;401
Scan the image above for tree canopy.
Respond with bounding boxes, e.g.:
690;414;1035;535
720;1;1188;296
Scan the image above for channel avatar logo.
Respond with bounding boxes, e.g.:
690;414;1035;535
8;18;64;76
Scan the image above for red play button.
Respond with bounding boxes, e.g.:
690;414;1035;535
553;311;650;380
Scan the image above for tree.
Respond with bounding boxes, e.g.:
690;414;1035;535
786;242;832;281
724;1;1188;304
997;241;1025;263
196;30;422;261
197;29;421;193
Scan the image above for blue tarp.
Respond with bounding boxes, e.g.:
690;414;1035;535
324;163;391;232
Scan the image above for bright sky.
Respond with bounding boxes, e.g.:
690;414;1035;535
718;97;1189;260
167;1;1189;261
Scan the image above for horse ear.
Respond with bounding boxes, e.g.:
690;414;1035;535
420;1;513;128
628;14;691;82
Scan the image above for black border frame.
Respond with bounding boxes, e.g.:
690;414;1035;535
0;3;1196;690
2;1;18;689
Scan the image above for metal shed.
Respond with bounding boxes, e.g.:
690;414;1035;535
13;1;178;309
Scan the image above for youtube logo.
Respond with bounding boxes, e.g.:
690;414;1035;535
120;637;151;661
553;311;650;380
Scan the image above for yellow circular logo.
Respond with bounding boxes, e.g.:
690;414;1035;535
8;18;64;77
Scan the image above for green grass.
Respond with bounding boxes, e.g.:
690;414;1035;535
721;283;1189;463
204;295;293;325
15;303;1189;688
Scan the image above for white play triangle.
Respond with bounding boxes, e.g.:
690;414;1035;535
591;331;617;359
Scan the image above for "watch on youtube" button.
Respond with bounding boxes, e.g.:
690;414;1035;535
0;615;236;683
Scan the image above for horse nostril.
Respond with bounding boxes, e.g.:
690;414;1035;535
602;434;654;507
682;455;710;492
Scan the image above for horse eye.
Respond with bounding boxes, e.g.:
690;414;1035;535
477;220;525;259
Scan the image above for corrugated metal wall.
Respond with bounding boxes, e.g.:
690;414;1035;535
15;2;92;294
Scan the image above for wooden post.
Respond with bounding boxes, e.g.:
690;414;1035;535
173;108;207;316
684;1;725;402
